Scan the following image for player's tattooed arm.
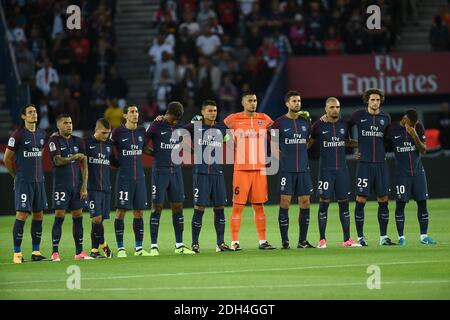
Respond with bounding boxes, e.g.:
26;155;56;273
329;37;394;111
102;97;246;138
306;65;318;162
3;148;16;178
143;145;153;156
345;139;358;148
406;123;426;155
80;156;88;199
307;138;315;149
53;153;85;166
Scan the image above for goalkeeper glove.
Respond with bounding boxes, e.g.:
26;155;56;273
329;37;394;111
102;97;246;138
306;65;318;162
191;115;203;123
297;110;311;122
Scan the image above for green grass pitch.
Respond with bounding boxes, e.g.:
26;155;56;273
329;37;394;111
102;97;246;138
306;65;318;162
0;199;449;300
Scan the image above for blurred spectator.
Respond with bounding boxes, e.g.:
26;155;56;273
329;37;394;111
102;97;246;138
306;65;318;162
38;96;51;131
438;102;450;150
179;9;200;37
52;34;74;85
28;24;46;59
324;26;343;55
217;0;238;36
233;37;252;68
272;27;292;59
104;98;124;128
153;51;176;87
345;21;371;54
69;31;91;74
153;0;178;25
175;54;196;83
289;13;307;55
142;92;159;124
149;32;174;78
429;15;449;52
208;17;224;36
196;28;221;57
306;1;326;41
198;56;222;94
176;26;197;63
176;68;197;102
90;37;115;80
105;66;128;107
8;19;27;43
246;25;263;53
238;0;258;17
59;88;81;128
306;34;325;55
15;41;35;82
182;97;199;124
197;0;217;28
218;74;239;115
51;2;65;39
256;37;279;71
35;58;59;96
154;71;174;113
217;50;239;75
89;74;108;125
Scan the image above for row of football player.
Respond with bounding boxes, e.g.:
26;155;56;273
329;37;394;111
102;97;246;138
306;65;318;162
4;89;436;263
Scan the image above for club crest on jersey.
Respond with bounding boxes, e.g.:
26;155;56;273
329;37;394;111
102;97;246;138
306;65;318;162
138;136;143;142
380;119;385;125
49;142;56;152
40;139;44;145
302;126;306;132
74;146;79;152
8;137;15;147
21;203;26;208
106;146;111;152
258;120;263;126
340;128;345;134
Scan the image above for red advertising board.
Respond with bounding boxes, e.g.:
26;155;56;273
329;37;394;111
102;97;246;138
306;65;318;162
287;52;450;99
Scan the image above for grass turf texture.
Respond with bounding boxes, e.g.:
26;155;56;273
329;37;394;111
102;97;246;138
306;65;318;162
0;199;449;300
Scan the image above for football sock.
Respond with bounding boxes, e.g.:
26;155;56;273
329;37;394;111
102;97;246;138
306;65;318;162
52;216;64;253
31;219;42;252
252;204;266;241
278;207;289;242
299;208;310;242
395;201;406;237
133;218;144;250
417;200;429;235
172;211;184;244
213;208;225;245
355;201;366;238
114;218;124;250
150;210;161;246
13;219;25;253
230;203;244;241
192;209;204;245
73;216;84;255
338;200;351;242
91;222;103;249
318;202;329;240
378;201;389;237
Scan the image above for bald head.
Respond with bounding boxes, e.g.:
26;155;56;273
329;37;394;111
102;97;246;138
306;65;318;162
325;97;340;121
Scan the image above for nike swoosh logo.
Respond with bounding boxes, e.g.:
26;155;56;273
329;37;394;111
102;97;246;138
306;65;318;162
283;128;291;132
394;136;401;139
24;141;31;145
322;131;328;134
89;146;96;149
361;119;368;122
122;138;128;142
161;132;168;135
238;122;245;125
61;147;66;150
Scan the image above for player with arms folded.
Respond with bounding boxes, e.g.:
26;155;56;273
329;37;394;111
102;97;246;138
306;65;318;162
48;113;90;261
4;104;49;263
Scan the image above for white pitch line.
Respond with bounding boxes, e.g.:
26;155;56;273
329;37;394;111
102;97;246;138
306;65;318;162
1;279;450;293
0;259;449;286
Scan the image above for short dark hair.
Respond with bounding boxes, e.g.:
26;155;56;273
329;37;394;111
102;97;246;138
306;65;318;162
96;118;111;129
124;104;138;114
284;90;301;103
405;109;418;124
166;101;184;119
241;90;256;99
201;100;217;109
362;88;385;104
56;113;71;122
20;104;36;116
